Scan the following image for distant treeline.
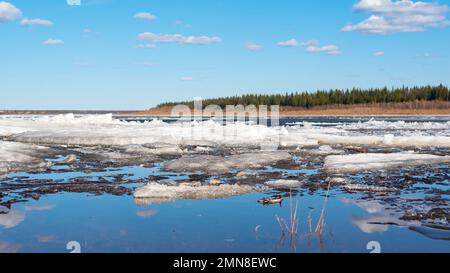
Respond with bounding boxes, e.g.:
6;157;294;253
157;85;450;109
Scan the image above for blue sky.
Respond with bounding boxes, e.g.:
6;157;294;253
1;0;450;110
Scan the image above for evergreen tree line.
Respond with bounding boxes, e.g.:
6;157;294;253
157;85;450;109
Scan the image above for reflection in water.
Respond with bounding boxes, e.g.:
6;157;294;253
352;215;396;234
341;198;385;214
36;235;57;243
274;185;332;253
409;225;450;241
24;203;56;212
0;207;25;229
136;209;158;218
134;198;175;206
0;241;21;253
341;198;407;234
0;203;55;230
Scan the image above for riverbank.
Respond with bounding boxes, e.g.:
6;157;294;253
128;102;450;117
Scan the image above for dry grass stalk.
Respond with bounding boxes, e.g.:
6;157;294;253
314;181;331;235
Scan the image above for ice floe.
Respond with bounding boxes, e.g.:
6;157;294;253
133;182;260;201
324;152;450;173
264;179;304;188
1;114;449;149
340;119;450;132
343;184;399;193
303;145;344;155
164;151;292;174
0;141;52;176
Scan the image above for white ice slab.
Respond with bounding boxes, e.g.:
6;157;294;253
0;114;449;148
0;141;52;175
324;152;450;173
134;183;257;200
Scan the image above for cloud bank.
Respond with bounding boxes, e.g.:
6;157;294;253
342;0;450;34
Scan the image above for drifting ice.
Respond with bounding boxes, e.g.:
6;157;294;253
324;152;450;173
0;114;449;148
164;151;292;174
134;183;257;200
0;141;52;176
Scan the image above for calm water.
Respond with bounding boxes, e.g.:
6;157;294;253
1;186;449;253
0;116;449;253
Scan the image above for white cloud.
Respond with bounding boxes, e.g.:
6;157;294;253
277;38;299;47
134;12;157;21
373;51;385;56
416;52;439;58
180;76;193;81
138;32;222;45
243;42;262;51
175;20;191;28
136;44;157;49
21;18;53;27
67;0;81;6
305;45;341;55
342;0;450;34
300;39;320;46
0;1;22;22
298;39;341;55
43;39;64;45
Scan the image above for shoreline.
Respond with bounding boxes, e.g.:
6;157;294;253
2;107;450;117
123;109;450;117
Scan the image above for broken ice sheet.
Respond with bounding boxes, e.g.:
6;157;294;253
1;114;450;148
0;141;53;176
264;179;304;188
164;151;292;174
133;182;262;201
324;152;450;173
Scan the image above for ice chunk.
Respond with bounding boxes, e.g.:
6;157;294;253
37;113;120;125
0;141;52;175
304;145;345;155
264;179;303;188
125;143;182;156
327;177;349;185
324;152;450;173
343;184;399;193
341;119;450;131
164;151;292;174
134;183;257;200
